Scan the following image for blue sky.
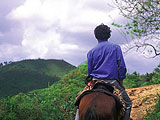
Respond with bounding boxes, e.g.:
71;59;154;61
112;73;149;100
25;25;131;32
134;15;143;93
0;0;159;74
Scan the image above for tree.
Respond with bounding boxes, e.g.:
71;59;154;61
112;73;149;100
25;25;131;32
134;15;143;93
0;63;3;68
4;61;8;66
154;64;160;73
113;0;160;58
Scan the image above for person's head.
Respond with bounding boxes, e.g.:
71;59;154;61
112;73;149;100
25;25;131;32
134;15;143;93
94;24;111;41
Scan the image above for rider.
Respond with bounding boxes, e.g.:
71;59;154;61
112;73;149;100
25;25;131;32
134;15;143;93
86;24;132;120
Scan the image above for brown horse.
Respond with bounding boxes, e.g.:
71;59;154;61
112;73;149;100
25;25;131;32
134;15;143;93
78;84;122;120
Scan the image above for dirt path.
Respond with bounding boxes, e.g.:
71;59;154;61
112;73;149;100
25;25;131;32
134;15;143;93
126;84;160;120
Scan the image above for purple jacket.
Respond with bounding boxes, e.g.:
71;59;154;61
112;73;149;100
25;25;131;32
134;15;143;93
87;40;126;81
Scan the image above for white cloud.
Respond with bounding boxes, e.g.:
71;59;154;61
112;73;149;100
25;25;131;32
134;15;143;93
1;0;159;72
0;32;4;37
9;0;118;30
124;49;160;74
59;44;78;51
7;0;86;60
120;35;160;74
121;34;160;58
7;0;117;64
21;25;79;58
0;44;26;62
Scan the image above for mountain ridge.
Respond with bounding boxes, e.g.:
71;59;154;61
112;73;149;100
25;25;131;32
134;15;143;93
0;59;76;99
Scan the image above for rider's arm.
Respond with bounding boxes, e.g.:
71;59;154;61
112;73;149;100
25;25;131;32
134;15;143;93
116;45;127;81
87;51;93;76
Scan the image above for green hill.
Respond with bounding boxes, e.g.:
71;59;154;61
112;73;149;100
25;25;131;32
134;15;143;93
0;59;76;99
0;63;159;120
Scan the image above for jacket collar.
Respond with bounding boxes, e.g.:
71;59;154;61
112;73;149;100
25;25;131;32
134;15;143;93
98;40;108;43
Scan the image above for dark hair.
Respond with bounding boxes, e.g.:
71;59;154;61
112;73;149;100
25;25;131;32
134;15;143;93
94;24;111;40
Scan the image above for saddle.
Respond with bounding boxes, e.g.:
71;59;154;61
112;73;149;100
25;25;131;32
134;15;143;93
74;80;123;111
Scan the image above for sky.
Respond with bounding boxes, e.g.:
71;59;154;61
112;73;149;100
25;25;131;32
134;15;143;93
0;0;159;74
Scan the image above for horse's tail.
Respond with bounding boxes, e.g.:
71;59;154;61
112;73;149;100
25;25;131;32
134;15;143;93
83;107;98;120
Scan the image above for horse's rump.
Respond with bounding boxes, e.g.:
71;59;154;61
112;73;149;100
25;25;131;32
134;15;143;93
75;81;123;110
79;92;118;120
75;81;123;120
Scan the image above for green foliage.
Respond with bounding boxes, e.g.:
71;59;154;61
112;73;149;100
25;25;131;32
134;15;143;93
124;64;160;88
0;62;160;120
124;72;141;88
112;22;122;27
0;59;75;99
0;93;44;120
114;0;160;37
113;0;160;57
0;59;75;78
143;95;160;120
0;63;87;120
